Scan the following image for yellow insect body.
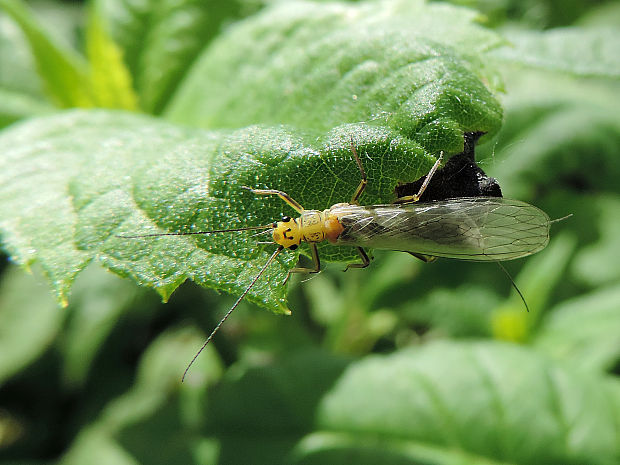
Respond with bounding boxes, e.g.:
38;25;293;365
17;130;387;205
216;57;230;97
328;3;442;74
299;210;326;242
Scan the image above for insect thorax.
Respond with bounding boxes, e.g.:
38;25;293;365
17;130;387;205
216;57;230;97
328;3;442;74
300;210;326;242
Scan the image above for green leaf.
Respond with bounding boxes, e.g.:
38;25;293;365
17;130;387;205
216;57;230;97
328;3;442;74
165;0;504;147
0;110;439;309
207;349;351;465
305;341;620;465
96;0;244;114
0;0;140;111
490;27;620;79
85;8;139;110
0;0;94;107
0;1;503;310
534;284;620;373
0;10;53;126
0;11;42;97
571;195;620;287
59;326;222;465
197;343;620;464
0;87;52;128
480;75;620;200
59;265;142;387
402;283;501;338
0;265;65;384
577;1;620;28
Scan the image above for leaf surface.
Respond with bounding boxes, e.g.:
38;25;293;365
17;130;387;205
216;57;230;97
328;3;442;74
196;342;620;464
96;0;244;113
166;0;503;151
0;111;432;309
490;27;620;79
534;284;620;373
0;0;503;309
0;8;53;126
307;341;620;465
481;26;620;199
0;266;64;383
0;0;93;107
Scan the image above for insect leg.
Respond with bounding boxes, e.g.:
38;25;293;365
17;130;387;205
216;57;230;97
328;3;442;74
283;242;321;285
343;247;370;271
349;141;368;205
396;152;443;203
243;187;305;213
404;251;437;263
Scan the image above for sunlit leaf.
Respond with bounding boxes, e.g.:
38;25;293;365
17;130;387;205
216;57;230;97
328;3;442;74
0;0;503;309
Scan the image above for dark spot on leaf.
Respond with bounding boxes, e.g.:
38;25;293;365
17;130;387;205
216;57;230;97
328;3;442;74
395;132;502;202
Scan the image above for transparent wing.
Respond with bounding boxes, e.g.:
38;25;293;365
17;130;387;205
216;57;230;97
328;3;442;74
333;198;550;261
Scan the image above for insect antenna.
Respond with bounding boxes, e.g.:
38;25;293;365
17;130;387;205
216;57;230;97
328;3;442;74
496;261;530;313
250;229;273;239
182;245;285;382
116;223;274;239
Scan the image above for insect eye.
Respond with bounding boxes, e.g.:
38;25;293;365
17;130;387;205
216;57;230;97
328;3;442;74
272;222;277;228
289;244;298;250
282;215;291;222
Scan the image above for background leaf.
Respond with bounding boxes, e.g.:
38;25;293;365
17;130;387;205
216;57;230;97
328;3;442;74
534;285;620;373
0;0;93;107
0;266;64;384
309;341;620;465
59;326;222;465
0;7;52;127
95;0;245;114
571;195;620;287
85;9;138;110
59;265;141;387
189;342;620;465
490;27;620;79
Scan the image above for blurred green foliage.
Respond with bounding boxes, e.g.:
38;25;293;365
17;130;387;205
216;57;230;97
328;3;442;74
0;1;619;464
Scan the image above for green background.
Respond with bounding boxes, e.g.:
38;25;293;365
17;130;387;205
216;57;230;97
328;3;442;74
0;0;618;464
